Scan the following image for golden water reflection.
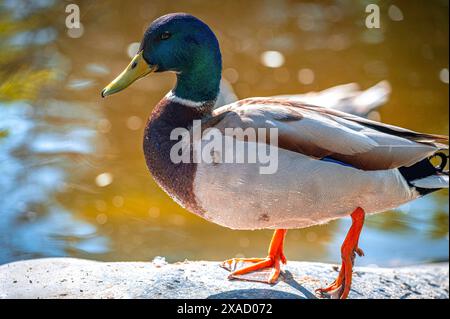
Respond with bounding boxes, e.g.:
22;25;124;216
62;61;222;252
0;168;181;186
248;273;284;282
0;0;448;266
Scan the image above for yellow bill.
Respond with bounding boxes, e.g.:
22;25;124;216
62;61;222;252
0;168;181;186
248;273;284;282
101;51;157;97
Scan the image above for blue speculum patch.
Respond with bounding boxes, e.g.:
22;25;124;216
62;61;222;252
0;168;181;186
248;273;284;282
321;156;354;168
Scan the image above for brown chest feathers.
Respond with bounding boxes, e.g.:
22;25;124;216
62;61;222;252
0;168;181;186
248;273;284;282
143;98;213;216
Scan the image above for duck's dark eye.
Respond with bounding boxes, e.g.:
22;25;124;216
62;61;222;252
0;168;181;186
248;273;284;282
160;31;171;40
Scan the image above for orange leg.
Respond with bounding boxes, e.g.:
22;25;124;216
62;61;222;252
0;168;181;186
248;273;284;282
316;207;365;299
221;229;287;284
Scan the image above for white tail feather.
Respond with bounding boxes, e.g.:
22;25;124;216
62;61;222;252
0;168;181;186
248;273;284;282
411;175;449;189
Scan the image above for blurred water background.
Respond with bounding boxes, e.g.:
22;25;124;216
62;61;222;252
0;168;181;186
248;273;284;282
0;0;448;267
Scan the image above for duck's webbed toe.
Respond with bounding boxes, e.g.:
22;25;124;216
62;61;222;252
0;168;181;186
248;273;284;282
221;255;285;284
316;247;364;299
220;229;287;284
316;207;366;299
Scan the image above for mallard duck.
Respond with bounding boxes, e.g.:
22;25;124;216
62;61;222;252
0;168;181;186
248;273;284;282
101;13;449;299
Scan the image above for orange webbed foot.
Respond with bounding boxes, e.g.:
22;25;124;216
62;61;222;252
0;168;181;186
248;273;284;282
221;229;287;284
221;255;284;283
315;247;363;299
316;208;366;299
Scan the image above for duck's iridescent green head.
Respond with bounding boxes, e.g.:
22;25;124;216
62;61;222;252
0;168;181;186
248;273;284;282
102;13;222;103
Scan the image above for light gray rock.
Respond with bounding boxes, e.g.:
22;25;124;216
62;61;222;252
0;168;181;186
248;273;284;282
0;257;448;299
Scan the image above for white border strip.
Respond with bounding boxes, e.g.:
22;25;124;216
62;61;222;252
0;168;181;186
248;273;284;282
165;91;207;108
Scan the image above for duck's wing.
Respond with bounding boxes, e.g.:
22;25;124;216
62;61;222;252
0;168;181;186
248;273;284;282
214;80;390;118
274;81;391;117
210;98;448;171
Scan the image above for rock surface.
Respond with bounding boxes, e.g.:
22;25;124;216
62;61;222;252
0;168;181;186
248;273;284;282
0;258;448;299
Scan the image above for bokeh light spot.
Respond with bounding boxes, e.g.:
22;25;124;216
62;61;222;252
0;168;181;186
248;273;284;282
112;196;124;207
127;42;140;58
97;119;112;133
439;68;449;84
67;23;84;38
261;51;285;68
223;68;239;84
95;173;113;187
298;68;315;85
388;5;404;21
96;213;108;225
126;115;143;130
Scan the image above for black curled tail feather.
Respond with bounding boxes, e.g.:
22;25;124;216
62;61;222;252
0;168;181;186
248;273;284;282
399;151;449;196
433;152;449;175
